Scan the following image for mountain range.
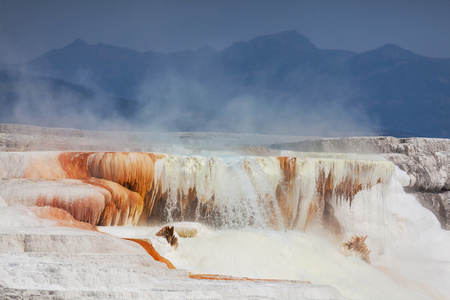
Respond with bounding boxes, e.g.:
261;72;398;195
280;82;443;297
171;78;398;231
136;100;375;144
1;31;449;137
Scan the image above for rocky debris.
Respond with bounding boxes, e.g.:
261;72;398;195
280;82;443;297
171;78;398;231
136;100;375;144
272;137;450;230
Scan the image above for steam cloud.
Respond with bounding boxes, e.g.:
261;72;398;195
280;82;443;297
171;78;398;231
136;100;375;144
133;68;380;137
1;51;380;137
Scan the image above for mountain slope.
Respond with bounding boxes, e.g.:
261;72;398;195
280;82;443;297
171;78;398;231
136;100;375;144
5;31;450;137
0;69;138;130
349;45;450;137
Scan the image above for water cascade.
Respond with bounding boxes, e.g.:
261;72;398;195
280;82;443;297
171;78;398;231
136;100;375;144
0;151;393;232
2;150;449;299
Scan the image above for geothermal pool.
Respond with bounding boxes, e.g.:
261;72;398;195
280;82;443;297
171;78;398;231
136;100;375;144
1;150;450;299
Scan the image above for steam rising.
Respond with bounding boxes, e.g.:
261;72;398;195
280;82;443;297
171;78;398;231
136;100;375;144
134;65;379;136
0;70;135;131
1;44;380;137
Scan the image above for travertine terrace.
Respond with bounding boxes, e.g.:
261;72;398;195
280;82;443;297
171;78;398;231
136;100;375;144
1;124;449;299
0;151;393;232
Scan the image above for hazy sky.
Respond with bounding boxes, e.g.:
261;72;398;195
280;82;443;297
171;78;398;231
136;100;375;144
1;0;449;63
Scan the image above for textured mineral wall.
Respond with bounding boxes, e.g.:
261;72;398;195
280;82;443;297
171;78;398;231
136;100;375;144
272;137;450;229
0;150;393;233
2;124;445;229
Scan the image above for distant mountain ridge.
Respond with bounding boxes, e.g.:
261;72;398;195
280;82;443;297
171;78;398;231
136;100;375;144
3;31;450;137
0;69;138;130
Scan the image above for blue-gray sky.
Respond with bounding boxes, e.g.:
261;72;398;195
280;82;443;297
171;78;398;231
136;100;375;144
0;0;449;63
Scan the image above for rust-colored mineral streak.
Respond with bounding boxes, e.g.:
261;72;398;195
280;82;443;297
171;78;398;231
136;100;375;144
276;157;298;228
188;273;311;283
60;152;165;224
32;206;97;231
82;178;144;226
1;151;391;231
124;238;176;269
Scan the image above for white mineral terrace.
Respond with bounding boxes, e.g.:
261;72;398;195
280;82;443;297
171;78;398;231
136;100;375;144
0;150;449;299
